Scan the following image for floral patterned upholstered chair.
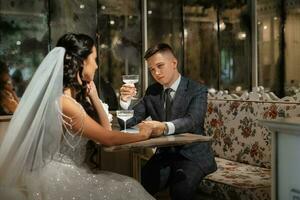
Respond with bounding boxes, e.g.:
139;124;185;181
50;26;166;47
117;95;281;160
199;94;300;200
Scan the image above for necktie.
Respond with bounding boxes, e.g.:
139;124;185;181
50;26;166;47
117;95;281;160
164;88;173;121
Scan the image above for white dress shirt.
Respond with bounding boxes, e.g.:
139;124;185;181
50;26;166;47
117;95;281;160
120;75;182;135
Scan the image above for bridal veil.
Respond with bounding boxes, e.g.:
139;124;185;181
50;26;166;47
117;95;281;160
0;47;65;197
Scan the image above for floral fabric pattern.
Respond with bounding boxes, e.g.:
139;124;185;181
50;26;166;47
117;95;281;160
199;180;270;200
202;99;300;200
199;158;271;199
202;157;271;188
205;100;300;168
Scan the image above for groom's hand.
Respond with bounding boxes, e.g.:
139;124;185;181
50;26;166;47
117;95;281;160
142;120;165;137
120;84;136;102
138;122;153;139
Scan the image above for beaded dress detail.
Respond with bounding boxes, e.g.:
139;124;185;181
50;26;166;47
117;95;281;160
26;95;154;200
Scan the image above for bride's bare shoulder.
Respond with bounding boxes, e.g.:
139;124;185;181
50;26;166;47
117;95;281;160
60;95;85;116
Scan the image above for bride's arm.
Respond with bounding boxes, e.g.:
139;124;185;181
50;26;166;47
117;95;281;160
87;81;111;130
61;96;152;146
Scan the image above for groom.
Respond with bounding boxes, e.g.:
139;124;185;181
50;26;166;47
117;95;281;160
119;43;217;200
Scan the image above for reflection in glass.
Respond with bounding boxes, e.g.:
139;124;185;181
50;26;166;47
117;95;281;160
257;0;281;95
284;0;300;96
147;0;183;84
98;0;142;100
183;3;219;88
183;1;251;92
0;0;49;102
257;0;300;97
50;0;97;46
219;1;251;92
0;61;19;115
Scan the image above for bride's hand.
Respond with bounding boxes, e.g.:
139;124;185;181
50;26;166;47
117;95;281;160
137;122;153;139
87;81;100;99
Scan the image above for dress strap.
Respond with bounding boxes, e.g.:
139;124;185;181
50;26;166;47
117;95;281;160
58;95;87;150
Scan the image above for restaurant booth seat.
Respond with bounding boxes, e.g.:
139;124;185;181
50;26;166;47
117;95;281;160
132;89;300;200
197;91;300;200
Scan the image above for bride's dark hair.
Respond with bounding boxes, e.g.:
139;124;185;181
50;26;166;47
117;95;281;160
57;33;100;170
56;33;94;101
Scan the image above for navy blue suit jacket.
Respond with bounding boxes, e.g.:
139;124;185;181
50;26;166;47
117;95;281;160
124;76;217;175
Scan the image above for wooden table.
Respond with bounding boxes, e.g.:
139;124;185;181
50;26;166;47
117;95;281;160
103;133;212;152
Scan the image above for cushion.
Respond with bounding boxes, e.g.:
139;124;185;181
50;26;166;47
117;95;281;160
205;100;300;168
199;157;271;200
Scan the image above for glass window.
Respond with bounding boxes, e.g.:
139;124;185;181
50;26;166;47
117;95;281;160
183;3;219;88
257;0;282;95
284;0;300;96
0;0;48;99
97;0;142;109
183;1;251;93
219;1;251;92
1;0;300;115
50;0;97;46
147;0;183;83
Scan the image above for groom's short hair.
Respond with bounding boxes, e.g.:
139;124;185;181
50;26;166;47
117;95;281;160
144;43;176;60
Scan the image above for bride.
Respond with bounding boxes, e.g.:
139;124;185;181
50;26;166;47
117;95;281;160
0;33;155;200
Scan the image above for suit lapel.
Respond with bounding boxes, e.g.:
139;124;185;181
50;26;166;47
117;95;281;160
172;77;188;118
152;85;165;120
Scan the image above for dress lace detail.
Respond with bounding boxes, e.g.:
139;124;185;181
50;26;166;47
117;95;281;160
29;95;154;200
